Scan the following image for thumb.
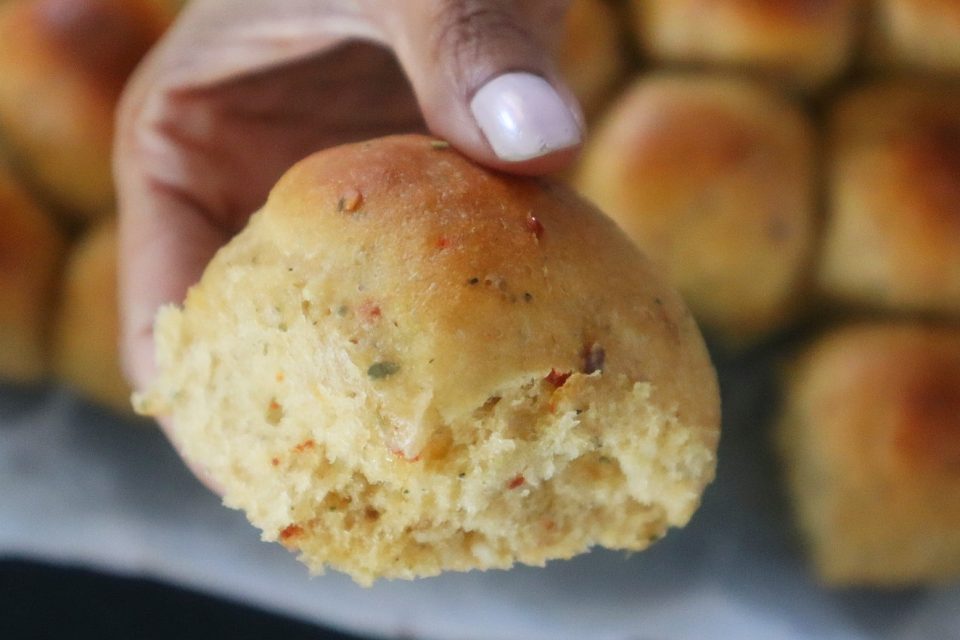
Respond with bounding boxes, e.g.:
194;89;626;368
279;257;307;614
375;0;583;174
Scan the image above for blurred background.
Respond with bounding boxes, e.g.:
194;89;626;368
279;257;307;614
1;0;959;638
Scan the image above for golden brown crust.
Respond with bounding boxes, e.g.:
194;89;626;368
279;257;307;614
52;219;132;412
138;135;720;584
265;135;719;429
779;323;960;586
890;352;960;475
869;0;960;73
0;158;65;383
0;0;172;220
630;0;862;89
575;73;817;346
819;81;960;317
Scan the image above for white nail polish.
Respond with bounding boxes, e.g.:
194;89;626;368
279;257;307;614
470;72;582;162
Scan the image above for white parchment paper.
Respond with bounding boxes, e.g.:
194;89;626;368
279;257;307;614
1;349;958;640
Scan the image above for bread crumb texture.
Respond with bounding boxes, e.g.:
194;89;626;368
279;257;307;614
136;135;720;585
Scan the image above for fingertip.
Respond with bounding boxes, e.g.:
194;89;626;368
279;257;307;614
120;280;223;497
474;142;582;176
469;71;583;164
155;410;225;496
423;72;585;176
381;0;584;176
120;318;157;394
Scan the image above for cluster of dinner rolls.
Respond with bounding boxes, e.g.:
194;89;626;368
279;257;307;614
0;0;175;408
564;1;960;588
772;79;958;584
574;3;960;350
136;135;721;585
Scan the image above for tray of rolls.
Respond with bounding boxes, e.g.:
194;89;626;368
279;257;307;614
1;0;958;638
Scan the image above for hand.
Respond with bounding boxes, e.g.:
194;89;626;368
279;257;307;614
115;0;584;396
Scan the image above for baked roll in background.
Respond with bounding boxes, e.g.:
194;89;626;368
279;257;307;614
135;135;721;585
52;219;131;413
0;0;173;221
576;73;817;347
557;0;630;117
630;0;862;90
869;0;960;75
0;157;64;383
778;323;960;586
819;81;960;318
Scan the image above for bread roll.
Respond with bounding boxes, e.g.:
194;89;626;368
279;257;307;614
0;158;64;383
819;82;960;317
630;0;861;89
135;135;720;585
52;220;131;412
778;323;960;586
557;0;628;117
870;0;960;74
576;73;817;347
0;0;173;221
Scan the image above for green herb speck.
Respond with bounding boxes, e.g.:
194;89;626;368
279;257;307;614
368;361;400;379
